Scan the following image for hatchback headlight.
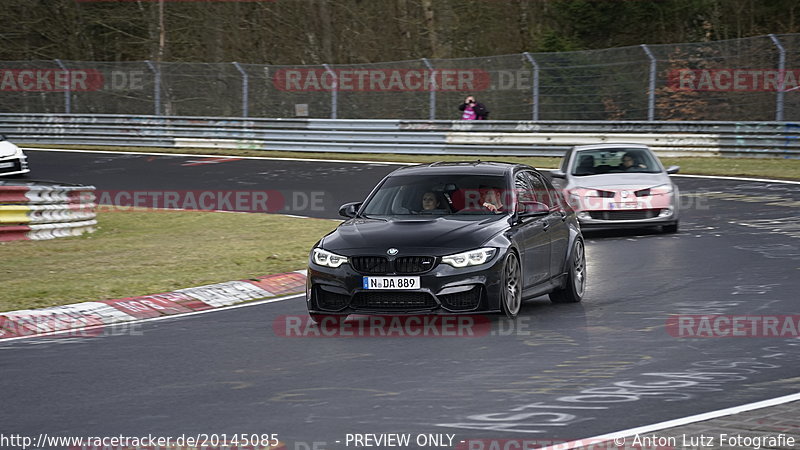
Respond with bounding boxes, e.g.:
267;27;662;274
312;248;348;268
441;247;497;268
652;183;674;194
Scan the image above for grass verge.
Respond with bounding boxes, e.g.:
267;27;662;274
23;144;800;180
0;210;338;312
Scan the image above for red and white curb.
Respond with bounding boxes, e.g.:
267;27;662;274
0;270;307;339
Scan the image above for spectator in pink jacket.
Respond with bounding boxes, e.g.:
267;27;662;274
458;95;489;120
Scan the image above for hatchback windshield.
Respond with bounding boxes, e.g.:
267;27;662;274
571;148;662;176
361;174;510;217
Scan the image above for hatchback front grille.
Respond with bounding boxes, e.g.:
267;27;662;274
351;292;437;310
589;209;661;221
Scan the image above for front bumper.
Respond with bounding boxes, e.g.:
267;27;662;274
0;155;30;177
306;253;506;315
576;207;677;229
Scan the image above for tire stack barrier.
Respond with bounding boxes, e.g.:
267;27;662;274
0;181;97;241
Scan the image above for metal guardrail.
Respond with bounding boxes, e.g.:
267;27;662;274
1;114;798;158
0;181;97;241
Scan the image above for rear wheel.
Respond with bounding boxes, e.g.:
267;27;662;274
550;239;586;303
500;251;522;318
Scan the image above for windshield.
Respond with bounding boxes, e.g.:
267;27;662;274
571;148;662;176
361;174;510;217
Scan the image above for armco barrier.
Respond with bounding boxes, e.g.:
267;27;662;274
0;181;97;241
1;113;799;158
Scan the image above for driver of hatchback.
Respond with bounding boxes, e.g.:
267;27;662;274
619;152;646;171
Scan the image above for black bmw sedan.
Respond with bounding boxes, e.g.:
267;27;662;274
306;161;586;322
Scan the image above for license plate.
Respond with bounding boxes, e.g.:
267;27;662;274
0;162;14;169
614;202;638;209
362;276;420;290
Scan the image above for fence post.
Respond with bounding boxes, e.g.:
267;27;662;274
322;64;337;119
144;60;161;116
232;62;248;118
422;58;436;120
523;52;540;121
54;59;70;114
640;44;657;121
769;34;785;122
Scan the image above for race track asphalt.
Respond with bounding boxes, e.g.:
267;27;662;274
1;149;797;449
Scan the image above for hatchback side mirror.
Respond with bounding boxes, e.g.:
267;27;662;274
666;165;680;174
338;202;362;218
550;170;566;179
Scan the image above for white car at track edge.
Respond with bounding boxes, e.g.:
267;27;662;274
0;135;30;177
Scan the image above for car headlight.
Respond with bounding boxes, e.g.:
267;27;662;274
441;247;497;268
570;188;597;198
652;183;674;194
312;248;349;268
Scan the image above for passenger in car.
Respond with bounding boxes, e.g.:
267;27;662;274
421;191;442;211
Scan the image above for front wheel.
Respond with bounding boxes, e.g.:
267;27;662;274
500;251;522;318
662;222;679;233
549;239;586;303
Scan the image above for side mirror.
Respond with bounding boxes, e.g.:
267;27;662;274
550;170;566;179
518;200;549;218
338;202;362;218
666;165;680;174
0;134;6;141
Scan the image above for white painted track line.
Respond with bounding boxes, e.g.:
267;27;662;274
540;392;800;450
21;147;414;166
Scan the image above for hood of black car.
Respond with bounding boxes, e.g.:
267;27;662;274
322;215;508;255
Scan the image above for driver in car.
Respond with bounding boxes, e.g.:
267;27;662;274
619;152;646;171
480;187;504;213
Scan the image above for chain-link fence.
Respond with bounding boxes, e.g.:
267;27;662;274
2;34;799;121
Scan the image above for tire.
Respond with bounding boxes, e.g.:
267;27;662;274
662;222;679;233
549;239;586;304
500;251;523;318
309;313;348;325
